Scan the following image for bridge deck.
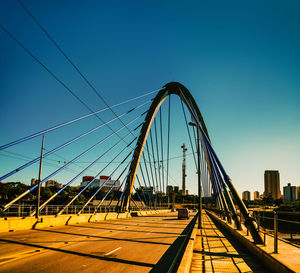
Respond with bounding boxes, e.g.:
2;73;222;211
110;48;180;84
190;212;268;273
0;211;195;273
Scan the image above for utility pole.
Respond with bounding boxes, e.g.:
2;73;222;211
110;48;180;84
36;135;45;219
181;143;187;196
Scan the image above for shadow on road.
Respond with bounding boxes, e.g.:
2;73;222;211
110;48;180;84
33;228;174;246
0;238;154;268
68;224;181;235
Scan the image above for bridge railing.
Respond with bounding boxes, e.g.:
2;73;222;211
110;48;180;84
252;210;300;253
206;208;300;253
0;204;167;218
253;210;300;235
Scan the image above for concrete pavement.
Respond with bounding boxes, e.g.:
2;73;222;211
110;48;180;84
0;211;194;273
190;211;268;273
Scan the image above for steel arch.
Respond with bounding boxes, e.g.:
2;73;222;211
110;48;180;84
121;82;210;210
120;81;263;244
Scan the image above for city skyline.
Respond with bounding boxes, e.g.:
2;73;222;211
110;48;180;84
0;1;300;196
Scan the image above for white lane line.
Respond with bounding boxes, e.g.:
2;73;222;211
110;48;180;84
104;247;122;256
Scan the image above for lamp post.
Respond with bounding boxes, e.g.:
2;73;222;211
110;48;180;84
188;122;202;228
36;135;45;219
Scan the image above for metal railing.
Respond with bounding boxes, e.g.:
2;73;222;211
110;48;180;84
207;208;300;253
253;210;300;253
0;204;168;218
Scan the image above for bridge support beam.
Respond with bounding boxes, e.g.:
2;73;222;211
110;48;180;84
225;178;263;244
224;186;242;230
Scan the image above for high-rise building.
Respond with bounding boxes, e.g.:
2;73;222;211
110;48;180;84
297;186;300;200
264;170;281;199
253;191;260;200
283;183;297;202
242;191;250;201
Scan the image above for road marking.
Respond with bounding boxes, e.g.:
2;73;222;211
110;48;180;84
0;227;128;266
104;247;122;256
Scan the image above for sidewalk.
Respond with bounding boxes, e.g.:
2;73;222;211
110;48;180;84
190;212;267;273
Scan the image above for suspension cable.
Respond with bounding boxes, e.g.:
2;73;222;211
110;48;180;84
136;175;150;207
1;112;145;211
153;119;162;197
0;101;148;182
0;22;164;174
180;99;197;170
166;95;171;202
159;108;164;195
93;160;132;213
0;97;152;151
16;0;164;150
58;140;135;215
32;124;141;215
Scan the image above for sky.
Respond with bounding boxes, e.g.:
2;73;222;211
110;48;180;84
0;0;299;198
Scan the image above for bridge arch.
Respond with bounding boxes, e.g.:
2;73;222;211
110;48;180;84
121;82;210;210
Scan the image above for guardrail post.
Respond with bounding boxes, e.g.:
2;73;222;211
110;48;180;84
257;212;260;232
274;211;278;253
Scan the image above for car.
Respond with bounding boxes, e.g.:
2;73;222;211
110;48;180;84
178;208;189;219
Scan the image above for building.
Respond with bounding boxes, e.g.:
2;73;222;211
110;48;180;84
82;176;94;182
264;170;281;199
31;178;37;186
45;180;62;188
80;176;120;190
166;185;173;194
283;183;297;202
297;186;300;200
253;191;260;200
242;191;250;201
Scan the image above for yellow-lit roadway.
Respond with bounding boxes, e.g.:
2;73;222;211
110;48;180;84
0;212;195;273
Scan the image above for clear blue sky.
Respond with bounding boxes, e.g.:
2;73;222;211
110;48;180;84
0;0;299;197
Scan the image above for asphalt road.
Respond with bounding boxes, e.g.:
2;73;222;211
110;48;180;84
0;211;195;273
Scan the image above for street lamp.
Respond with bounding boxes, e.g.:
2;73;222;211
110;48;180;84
188;122;202;228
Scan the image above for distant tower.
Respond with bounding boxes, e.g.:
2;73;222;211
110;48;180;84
264;170;281;199
242;191;251;201
181;143;187;195
253;191;260;200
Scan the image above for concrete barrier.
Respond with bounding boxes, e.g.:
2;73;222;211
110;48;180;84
177;221;198;273
0;209;170;233
206;210;295;273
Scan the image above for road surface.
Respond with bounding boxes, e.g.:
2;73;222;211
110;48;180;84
0;211;194;273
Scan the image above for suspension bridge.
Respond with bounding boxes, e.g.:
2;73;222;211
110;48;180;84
1;82;299;272
1;2;299;270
